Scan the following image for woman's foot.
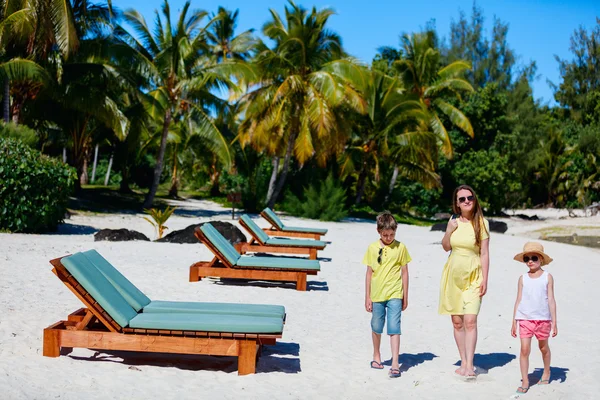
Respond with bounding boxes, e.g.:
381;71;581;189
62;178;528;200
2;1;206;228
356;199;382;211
455;366;466;376
464;368;477;379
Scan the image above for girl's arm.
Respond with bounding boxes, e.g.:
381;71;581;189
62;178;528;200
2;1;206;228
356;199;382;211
479;238;490;296
511;276;523;337
548;273;558;336
365;266;373;312
401;264;409;311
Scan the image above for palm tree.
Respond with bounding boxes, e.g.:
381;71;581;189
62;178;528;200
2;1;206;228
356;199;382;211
393;31;474;158
117;0;237;207
238;1;366;208
206;7;256;62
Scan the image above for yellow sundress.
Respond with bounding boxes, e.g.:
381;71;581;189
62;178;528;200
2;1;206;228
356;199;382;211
439;218;489;315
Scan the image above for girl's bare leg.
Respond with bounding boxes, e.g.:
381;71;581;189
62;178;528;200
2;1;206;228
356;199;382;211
519;338;532;390
539;339;551;382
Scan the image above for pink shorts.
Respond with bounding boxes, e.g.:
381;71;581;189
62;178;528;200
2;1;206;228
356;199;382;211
518;320;551;340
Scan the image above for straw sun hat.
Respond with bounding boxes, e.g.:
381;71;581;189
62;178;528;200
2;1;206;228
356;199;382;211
513;242;553;265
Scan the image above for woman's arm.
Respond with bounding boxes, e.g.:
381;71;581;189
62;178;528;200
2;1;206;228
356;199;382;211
479;238;490;296
442;217;458;252
401;264;409;311
548;273;558;336
365;266;373;312
511;276;523;337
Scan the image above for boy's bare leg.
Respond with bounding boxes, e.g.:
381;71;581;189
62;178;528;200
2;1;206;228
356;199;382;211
372;332;382;365
390;334;400;370
464;314;478;376
539;339;551;382
518;337;532;390
451;315;467;375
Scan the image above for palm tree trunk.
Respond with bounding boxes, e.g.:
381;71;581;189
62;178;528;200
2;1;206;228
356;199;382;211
80;156;89;186
3;79;9;123
104;153;114;186
265;156;279;203
355;163;368;205
91;144;99;183
267;129;298;209
385;165;399;204
144;109;172;208
168;145;179;198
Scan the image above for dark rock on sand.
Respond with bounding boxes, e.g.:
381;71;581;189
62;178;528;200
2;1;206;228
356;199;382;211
94;228;150;242
157;221;247;244
430;219;508;234
515;214;539;221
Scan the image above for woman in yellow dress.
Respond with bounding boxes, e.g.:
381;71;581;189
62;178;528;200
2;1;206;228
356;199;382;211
440;185;490;378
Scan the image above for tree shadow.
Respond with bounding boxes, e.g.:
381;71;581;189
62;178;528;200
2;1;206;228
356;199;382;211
54;223;98;235
213;278;329;291
528;366;569;385
172;208;238;219
384;352;438;373
454;353;516;374
64;341;301;374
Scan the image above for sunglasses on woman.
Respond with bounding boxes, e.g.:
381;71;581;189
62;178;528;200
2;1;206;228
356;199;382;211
458;195;475;204
523;255;539;263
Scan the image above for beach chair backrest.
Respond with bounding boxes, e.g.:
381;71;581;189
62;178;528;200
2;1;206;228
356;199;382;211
200;223;241;265
263;208;284;229
240;214;270;244
62;253;138;328
82;249;151;312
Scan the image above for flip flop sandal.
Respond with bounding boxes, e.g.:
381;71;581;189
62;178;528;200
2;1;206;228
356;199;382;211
539;379;550;385
389;368;401;378
370;360;384;369
516;386;529;394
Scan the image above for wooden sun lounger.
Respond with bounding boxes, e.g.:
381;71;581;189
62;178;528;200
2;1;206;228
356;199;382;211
260;208;328;240
44;255;283;375
238;215;326;260
190;224;321;291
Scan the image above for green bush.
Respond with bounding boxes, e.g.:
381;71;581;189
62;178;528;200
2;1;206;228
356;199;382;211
0;138;76;232
0;122;38;147
283;174;347;221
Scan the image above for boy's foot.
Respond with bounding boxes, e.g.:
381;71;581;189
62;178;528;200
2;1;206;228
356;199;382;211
389;368;401;378
370;360;384;369
516;386;529;394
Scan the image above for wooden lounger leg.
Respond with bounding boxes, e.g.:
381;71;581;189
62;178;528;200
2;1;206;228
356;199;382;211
309;248;317;260
238;341;258;375
296;272;307;291
189;264;201;282
43;327;60;357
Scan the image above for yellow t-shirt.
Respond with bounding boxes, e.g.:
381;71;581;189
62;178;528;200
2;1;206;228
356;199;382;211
362;240;412;302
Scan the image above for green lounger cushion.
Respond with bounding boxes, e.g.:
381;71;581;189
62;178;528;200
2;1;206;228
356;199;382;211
240;214;270;244
265;237;326;248
82;250;151;312
200;223;241;265
236;256;320;271
262;208;284;229
129;312;283;333
62;253;138;328
263;208;328;234
143;301;286;318
281;226;328;235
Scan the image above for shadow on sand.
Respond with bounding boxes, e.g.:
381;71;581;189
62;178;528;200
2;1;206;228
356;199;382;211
64;341;301;374
453;353;516;374
213;278;329;291
528;366;569;385
384;352;438;373
54;223;98;235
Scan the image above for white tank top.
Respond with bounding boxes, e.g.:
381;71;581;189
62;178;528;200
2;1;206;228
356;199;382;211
515;271;551;321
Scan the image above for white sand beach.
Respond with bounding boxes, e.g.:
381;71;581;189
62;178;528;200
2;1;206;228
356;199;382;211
1;200;599;399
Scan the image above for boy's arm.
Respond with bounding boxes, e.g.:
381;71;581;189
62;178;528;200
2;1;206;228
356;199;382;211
511;276;523;337
548;273;558;336
479;238;490;297
365;266;373;312
401;264;409;311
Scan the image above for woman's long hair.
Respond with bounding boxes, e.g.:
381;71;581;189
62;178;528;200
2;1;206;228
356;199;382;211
452;184;488;249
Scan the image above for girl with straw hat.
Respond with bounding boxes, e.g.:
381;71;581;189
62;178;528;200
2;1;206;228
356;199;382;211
511;242;557;395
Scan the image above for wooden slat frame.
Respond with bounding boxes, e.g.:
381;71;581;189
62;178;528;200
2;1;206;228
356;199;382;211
45;256;284;375
192;228;318;290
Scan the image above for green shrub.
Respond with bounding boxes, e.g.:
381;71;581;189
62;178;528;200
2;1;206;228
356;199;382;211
0;138;76;232
283;174;347;221
0;122;38;147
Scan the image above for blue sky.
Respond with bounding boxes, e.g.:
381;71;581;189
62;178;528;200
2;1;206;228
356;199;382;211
115;0;600;105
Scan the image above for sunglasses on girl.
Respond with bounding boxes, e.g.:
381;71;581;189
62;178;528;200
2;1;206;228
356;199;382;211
458;195;475;204
523;255;539;263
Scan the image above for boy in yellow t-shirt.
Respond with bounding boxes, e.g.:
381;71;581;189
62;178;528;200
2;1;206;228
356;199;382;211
363;211;411;378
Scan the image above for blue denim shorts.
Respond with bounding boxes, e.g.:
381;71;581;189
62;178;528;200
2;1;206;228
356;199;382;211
371;298;403;335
